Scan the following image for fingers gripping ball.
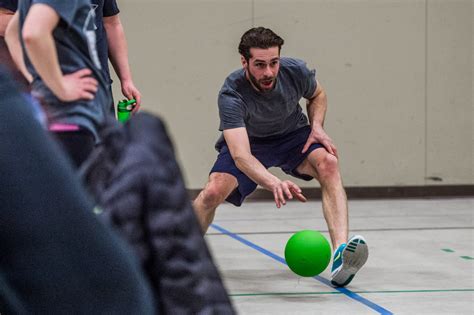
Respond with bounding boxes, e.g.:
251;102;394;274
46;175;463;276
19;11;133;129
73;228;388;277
284;230;331;277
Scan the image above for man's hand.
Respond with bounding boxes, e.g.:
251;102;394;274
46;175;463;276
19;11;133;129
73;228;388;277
269;179;307;208
302;125;338;157
56;68;98;102
121;79;141;113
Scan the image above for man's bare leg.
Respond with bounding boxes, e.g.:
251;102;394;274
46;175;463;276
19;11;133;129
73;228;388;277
296;149;348;250
193;172;238;233
297;148;368;287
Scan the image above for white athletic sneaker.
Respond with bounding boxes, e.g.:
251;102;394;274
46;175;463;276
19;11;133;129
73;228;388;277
330;235;368;287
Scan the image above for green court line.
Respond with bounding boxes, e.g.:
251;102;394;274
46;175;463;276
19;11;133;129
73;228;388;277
229;289;474;297
460;256;473;260
441;248;455;253
441;249;473;260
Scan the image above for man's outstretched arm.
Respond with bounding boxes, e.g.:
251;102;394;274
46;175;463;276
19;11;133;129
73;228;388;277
224;127;306;208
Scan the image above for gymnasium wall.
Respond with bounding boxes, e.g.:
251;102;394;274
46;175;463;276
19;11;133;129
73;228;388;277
111;0;473;189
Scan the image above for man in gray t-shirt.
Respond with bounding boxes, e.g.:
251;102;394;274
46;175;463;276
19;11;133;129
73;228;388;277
214;56;315;149
5;0;111;166
193;27;368;288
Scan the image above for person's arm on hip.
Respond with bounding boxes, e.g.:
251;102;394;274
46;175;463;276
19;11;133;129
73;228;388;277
4;12;32;82
21;4;97;102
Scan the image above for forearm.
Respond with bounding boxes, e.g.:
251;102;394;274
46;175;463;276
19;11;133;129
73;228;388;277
306;89;327;128
23;32;64;95
234;154;279;190
303;85;338;156
4;13;33;82
104;15;132;82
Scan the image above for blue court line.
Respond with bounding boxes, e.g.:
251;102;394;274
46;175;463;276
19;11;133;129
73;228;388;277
211;223;393;315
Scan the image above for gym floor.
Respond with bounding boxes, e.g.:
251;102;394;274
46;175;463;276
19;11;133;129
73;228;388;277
205;197;473;314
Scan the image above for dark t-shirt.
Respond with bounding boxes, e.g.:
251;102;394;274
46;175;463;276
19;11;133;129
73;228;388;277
18;0;111;140
216;57;316;148
0;0;16;11
0;0;118;81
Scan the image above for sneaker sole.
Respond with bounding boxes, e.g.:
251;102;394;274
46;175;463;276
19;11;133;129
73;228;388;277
331;235;368;287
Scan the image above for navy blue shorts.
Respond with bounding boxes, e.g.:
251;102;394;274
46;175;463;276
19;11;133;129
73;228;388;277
210;125;324;206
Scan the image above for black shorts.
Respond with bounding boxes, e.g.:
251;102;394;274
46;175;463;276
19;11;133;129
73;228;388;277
210;125;324;206
52;128;95;168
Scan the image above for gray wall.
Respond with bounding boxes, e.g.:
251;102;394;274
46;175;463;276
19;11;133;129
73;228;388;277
112;0;473;189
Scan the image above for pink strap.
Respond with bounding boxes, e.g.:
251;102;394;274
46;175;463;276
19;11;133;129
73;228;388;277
49;123;80;132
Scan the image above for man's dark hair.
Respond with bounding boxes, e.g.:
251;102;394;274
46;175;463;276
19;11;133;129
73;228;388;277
238;27;284;61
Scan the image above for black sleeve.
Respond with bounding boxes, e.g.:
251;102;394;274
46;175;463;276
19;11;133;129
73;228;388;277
102;0;119;17
0;0;18;11
32;0;83;24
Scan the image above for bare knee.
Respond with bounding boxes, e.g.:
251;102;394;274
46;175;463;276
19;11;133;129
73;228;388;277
197;174;237;209
200;185;227;208
316;153;340;181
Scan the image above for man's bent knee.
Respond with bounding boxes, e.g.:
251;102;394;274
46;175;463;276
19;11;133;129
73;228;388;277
316;153;340;180
200;173;237;208
200;185;227;208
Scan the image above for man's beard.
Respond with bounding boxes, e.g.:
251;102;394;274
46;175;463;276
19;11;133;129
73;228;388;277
247;67;275;92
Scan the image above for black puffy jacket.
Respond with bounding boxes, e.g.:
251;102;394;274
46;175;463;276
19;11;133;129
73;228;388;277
81;113;234;314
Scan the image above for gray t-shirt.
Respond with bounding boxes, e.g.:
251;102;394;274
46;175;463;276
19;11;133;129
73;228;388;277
216;57;316;149
18;0;111;141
